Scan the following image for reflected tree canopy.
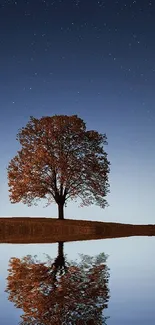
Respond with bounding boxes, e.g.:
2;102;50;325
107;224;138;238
5;242;110;325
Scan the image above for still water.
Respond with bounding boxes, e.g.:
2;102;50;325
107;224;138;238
0;236;155;324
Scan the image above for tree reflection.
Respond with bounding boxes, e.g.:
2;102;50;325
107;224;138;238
5;242;110;325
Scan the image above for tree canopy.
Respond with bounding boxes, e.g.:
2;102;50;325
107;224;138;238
7;114;110;219
5;243;110;324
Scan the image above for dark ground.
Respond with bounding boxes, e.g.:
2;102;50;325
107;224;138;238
0;218;155;243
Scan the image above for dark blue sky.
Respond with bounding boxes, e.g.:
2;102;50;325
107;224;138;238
0;0;155;223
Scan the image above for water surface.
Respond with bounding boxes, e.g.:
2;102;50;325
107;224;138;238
1;236;155;324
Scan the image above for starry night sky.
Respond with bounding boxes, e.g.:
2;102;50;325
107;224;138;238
0;0;155;223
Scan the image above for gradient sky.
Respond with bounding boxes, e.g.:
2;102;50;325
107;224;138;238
0;0;155;223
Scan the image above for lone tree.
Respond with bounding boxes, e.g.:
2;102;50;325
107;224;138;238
6;249;110;324
7;114;110;219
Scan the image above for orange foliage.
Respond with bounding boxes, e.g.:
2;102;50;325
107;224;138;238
7;115;110;218
5;246;110;324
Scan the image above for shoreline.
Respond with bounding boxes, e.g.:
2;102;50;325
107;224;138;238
0;217;155;244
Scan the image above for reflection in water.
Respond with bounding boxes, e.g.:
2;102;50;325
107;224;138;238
5;242;110;324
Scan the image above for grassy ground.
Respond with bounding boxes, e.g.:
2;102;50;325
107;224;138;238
0;217;155;243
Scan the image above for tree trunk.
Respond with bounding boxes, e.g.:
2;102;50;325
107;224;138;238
58;242;64;257
58;202;64;220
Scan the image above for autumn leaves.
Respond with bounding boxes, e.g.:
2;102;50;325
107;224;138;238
7;115;110;219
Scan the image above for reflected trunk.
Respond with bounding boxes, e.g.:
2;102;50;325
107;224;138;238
58;241;64;258
52;242;66;276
